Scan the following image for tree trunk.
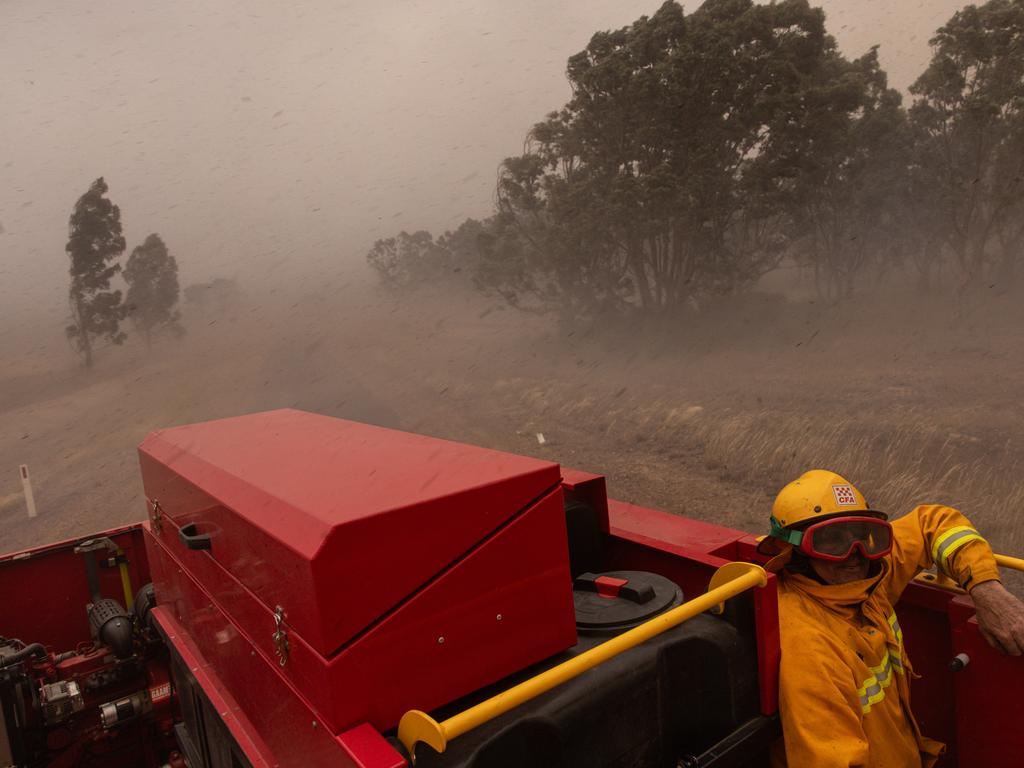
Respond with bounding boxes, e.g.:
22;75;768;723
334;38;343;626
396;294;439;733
994;232;1020;290
628;238;653;311
914;241;933;296
75;297;94;369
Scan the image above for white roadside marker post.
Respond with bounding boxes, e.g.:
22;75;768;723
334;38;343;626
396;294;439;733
19;464;38;519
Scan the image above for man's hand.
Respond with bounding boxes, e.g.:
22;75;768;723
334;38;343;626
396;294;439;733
971;580;1024;656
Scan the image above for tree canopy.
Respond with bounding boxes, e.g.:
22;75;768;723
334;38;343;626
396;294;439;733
367;0;1024;317
65;177;127;367
124;233;184;348
909;0;1024;293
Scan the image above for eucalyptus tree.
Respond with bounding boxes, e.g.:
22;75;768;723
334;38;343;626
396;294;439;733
909;0;1024;294
65;177;127;368
769;48;909;300
124;233;184;348
485;0;894;318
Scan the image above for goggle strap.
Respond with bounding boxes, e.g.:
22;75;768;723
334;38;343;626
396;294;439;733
770;516;803;547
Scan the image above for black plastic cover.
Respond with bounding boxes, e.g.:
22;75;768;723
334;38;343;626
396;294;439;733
88;598;133;659
573;570;682;635
409;603;762;768
134;583;158;632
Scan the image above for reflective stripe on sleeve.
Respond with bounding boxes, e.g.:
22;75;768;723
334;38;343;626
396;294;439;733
932;526;986;577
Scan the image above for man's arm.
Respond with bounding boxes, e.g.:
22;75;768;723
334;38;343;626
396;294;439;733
886;504;1024;654
886;504;998;592
968;581;1024;656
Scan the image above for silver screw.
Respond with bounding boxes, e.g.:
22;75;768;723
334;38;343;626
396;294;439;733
437;636;445;644
496;614;503;621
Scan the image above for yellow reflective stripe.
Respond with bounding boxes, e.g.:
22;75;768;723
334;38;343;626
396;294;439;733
932;526;973;563
939;533;984;575
932;526;985;576
858;652;901;713
865;687;886;708
888;613;904;646
868;656;894;688
884;614;907;676
859;675;886;713
890;653;905;673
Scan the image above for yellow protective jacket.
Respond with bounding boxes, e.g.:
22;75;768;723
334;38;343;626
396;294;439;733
771;505;1000;768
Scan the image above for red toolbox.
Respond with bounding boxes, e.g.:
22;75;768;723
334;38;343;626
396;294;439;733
139;409;577;737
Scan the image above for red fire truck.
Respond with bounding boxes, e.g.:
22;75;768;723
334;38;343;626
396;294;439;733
1;409;1021;766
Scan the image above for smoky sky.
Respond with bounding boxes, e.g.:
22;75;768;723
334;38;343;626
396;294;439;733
1;0;966;333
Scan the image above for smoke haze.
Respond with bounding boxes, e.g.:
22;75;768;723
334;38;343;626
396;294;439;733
5;0;1023;593
2;0;963;347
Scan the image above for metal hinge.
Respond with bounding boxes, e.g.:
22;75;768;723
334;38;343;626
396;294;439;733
150;499;164;534
272;606;289;667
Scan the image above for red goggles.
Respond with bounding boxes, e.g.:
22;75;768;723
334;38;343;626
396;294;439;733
793;516;893;561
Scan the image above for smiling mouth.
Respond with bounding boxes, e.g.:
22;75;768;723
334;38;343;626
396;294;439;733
838;558;869;573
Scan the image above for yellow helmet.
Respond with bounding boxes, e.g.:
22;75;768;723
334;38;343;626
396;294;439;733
757;469;885;556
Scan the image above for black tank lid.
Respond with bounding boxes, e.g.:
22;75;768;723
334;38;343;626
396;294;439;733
573;570;683;635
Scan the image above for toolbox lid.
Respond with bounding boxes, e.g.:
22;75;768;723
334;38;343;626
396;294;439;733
139;409;563;656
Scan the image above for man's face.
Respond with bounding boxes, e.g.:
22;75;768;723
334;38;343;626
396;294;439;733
809;551;871;584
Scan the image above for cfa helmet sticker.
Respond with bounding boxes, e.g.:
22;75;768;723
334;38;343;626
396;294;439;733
832;484;858;506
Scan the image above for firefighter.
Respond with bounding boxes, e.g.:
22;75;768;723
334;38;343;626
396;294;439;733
758;469;1024;768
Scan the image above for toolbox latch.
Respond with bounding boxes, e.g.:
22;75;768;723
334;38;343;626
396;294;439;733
272;606;290;667
150;499;164;535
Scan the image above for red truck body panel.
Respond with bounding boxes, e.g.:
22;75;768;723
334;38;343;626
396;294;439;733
1;411;1021;768
138;409;565;658
139;410;577;736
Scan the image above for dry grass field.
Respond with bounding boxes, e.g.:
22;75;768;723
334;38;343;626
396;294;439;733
2;274;1023;592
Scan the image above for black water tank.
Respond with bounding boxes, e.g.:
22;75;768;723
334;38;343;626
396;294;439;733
409;571;761;768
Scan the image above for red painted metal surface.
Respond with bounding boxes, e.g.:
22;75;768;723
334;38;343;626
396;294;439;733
947;595;1024;766
139;409;562;657
146;486;576;735
150;544;401;766
158;611;277;768
896;584;960;765
609;500;747;558
11;411;1022;768
326;486;576;730
337;724;407;768
0;525;149;652
735;537;781;715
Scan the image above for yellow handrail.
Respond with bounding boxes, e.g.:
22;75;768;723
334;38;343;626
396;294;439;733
397;562;767;763
995;554;1024;572
913;552;1023;593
